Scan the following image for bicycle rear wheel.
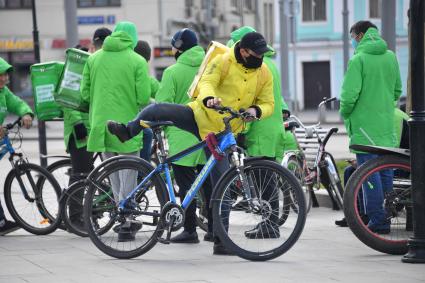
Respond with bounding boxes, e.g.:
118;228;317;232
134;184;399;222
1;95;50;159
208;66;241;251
284;155;312;214
84;158;169;259
4;162;62;235
343;154;411;255
212;159;306;261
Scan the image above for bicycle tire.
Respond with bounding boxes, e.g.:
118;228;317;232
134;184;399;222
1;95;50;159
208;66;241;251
84;157;169;259
4;162;62;235
46;158;72;191
61;179;89;237
212;159;306;261
343;154;411;255
284;155;312;214
323;153;344;210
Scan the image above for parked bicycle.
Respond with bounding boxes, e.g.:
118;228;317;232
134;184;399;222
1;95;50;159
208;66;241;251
83;106;306;261
282;97;343;213
1;118;62;235
344;144;412;255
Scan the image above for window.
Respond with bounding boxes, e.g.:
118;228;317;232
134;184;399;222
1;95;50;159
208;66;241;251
0;0;32;9
302;0;326;22
245;0;254;11
77;0;121;8
369;0;381;19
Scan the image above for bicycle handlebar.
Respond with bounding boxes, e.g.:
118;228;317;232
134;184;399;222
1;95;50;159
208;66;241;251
5;118;21;130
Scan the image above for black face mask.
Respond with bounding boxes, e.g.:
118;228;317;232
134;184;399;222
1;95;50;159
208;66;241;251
242;55;263;69
174;51;182;61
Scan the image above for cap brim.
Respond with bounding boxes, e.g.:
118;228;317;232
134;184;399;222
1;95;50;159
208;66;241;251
252;45;272;55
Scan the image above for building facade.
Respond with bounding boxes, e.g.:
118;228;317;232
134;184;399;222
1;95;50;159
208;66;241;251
0;0;275;98
275;0;409;109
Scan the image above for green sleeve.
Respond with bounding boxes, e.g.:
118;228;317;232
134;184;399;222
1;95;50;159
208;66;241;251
339;57;363;119
394;58;402;102
150;76;160;99
81;61;91;104
5;88;33;117
135;61;151;108
155;69;176;103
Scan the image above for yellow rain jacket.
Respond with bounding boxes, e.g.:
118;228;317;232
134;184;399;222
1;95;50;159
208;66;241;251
188;46;274;139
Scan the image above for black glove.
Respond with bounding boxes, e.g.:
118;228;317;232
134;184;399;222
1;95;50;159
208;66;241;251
73;122;88;140
236;133;247;149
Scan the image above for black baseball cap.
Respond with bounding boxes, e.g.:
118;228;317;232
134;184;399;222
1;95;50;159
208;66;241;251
239;32;271;55
93;27;112;43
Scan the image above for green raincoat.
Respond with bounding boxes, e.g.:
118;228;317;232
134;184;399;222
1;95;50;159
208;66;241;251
0;58;33;124
155;46;206;166
340;28;402;150
81;24;151;153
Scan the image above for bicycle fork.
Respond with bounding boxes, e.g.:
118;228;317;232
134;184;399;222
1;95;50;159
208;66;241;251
231;150;259;211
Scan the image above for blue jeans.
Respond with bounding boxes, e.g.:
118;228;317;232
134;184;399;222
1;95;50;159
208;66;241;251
140;128;153;162
356;153;393;227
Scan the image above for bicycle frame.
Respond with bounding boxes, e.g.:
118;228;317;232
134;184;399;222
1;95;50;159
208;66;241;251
118;130;237;212
0;135;15;160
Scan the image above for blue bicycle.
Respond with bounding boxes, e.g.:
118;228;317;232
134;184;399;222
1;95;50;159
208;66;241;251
1;118;62;235
83;106;306;261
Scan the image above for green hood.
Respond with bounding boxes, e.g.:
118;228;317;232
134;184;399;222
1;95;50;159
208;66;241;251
113;21;138;49
103;31;134;52
227;26;275;57
355;28;387;55
0;57;12;74
177;45;205;67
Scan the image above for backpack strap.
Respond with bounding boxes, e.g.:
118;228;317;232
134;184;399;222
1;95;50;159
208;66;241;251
220;53;231;83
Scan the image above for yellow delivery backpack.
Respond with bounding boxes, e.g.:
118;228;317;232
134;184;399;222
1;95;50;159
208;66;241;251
187;40;269;100
187;41;230;100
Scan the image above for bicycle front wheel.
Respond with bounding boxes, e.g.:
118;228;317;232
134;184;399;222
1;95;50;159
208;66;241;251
212;159;306;261
4;162;62;235
343;154;411;255
47;158;72;191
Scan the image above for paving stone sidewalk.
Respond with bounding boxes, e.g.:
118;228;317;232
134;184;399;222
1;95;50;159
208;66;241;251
0;208;423;283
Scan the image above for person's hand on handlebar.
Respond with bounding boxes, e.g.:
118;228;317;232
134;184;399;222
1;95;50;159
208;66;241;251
243;108;258;122
205;97;222;108
21;114;33;129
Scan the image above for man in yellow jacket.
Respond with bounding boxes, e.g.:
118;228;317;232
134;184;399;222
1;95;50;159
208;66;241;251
108;32;274;254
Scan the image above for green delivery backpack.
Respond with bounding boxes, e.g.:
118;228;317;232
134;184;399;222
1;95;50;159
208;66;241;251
55;48;90;112
30;61;64;121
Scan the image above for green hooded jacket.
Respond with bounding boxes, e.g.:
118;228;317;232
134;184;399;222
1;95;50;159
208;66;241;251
155;46;206;166
340;28;402;150
0;58;33;124
81;24;151;153
394;107;408;147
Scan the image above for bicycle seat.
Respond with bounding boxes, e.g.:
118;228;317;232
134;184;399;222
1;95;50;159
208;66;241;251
140;120;174;129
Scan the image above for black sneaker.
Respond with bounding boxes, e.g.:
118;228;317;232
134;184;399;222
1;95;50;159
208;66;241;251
107;121;131;143
335;218;348;227
245;222;280;239
0;220;20;236
213;243;235;255
203;231;214;242
117;220;143;242
170;230;200;244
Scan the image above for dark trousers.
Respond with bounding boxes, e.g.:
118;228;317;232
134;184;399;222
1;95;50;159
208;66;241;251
68;135;94;185
127;103;231;237
67;135;94;219
0;199;5;221
173;164;211;233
